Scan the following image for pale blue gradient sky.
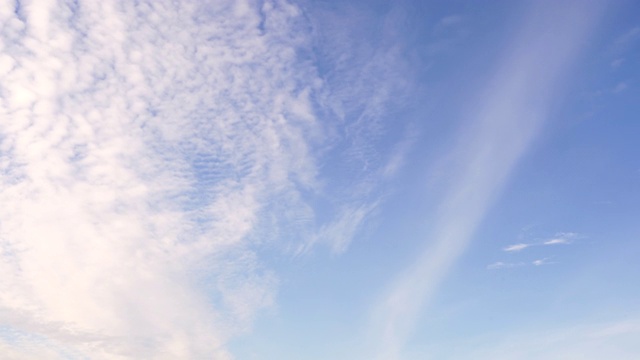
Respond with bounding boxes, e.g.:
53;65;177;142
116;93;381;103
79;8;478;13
0;0;639;359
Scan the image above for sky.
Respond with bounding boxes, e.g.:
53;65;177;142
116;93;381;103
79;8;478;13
0;0;639;359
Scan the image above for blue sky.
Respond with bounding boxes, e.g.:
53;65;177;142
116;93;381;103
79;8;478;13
0;0;638;359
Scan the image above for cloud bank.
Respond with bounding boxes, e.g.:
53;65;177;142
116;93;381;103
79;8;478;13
0;0;349;358
0;0;416;357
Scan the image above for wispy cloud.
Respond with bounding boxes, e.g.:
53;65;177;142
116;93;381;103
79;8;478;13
532;258;553;266
294;1;419;254
487;257;555;270
544;232;577;245
369;1;606;358
297;201;379;255
544;238;570;245
504;243;531;252
503;231;577;252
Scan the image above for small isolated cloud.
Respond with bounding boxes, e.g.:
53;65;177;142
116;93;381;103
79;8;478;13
544;232;578;246
503;243;530;252
544;238;570;245
532;258;552;266
487;261;524;270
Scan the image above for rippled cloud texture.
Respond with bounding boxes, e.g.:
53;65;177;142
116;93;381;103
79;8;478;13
0;0;406;358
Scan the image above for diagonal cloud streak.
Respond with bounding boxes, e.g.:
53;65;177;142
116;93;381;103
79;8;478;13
370;1;606;358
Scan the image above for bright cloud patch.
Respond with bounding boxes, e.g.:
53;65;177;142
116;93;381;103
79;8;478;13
532;258;552;266
504;243;531;252
544;238;571;245
545;232;578;245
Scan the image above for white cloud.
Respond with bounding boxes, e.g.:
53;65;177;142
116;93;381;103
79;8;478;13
504;243;531;252
544;232;577;245
544;238;570;245
368;1;606;358
532;258;552;266
501;231;577;252
299;202;379;255
0;0;358;357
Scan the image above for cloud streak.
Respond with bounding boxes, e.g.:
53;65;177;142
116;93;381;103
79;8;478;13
487;261;525;270
504;243;531;252
369;1;606;358
293;1;419;254
544;238;571;245
503;232;577;251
